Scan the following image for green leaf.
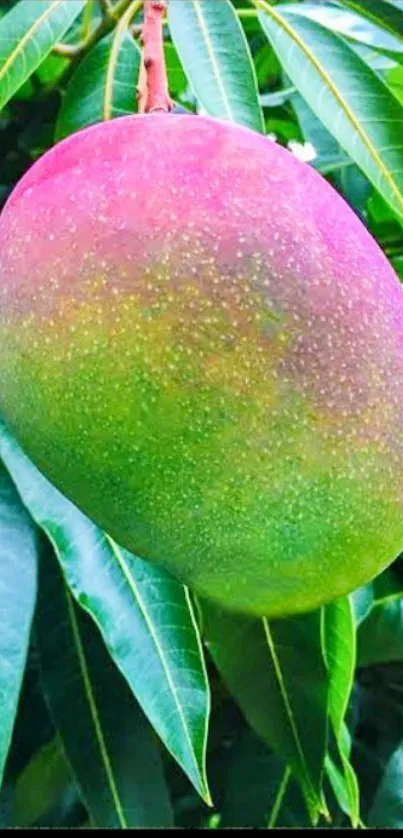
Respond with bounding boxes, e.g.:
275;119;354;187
352;584;375;625
279;2;403;61
13;734;73;827
202;603;329;824
36;545;173;828
165;42;188;98
373;566;403;604
324;598;356;740
257;3;403;222
260;85;295;108
0;423;211;804
393;254;403;280
368;742;403;828
388;64;403;105
0;0;86;112
0;463;38;788
290;90;349;172
340;0;403;47
56;29;141;141
168;0;264;132
221;729;309;828
322;598;359;826
357;599;403;666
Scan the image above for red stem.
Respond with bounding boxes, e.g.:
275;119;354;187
137;0;172;114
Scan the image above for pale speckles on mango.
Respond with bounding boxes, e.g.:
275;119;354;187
1;113;403;617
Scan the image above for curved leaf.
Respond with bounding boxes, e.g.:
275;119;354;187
168;0;263;132
13;734;73;827
324;598;356;740
357;598;403;666
352;584;374;626
0;423;211;804
0;0;86;112
368;742;403;828
221;729;309;829
279;2;403;61
323;598;359;826
257;2;403;222
202;602;329;825
341;0;403;47
0;463;38;788
36;545;173;828
56;26;141;140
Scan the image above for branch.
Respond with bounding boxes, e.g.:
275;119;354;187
53;0;134;62
137;0;172;114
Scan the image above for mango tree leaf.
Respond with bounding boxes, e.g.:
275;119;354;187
165;42;188;98
368;742;403;828
340;0;403;46
290;89;349;173
323;598;359;826
257;3;403;222
13;734;73;827
324;598;356;741
357;599;403;666
0;423;211;804
0;463;38;788
0;0;86;112
279;2;403;61
221;729;309;828
56;21;141;140
388;65;403;104
373;565;403;604
202;602;329;825
352;584;374;625
168;0;264;132
36;545;173;828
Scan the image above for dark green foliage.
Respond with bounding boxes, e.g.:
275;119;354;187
0;0;402;828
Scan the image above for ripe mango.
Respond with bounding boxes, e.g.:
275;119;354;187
0;113;402;617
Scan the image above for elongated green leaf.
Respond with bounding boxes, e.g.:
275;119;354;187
168;0;263;132
373;566;403;604
280;2;403;61
368;742;403;828
56;30;141;141
202;603;328;824
341;0;403;46
36;545;173;828
0;0;86;112
0;424;211;804
257;4;403;222
290;89;349;172
323;599;359;825
352;584;374;625
13;734;73;827
221;729;309;828
324;598;356;740
357;599;403;666
0;464;38;788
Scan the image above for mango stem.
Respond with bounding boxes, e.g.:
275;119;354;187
137;0;173;114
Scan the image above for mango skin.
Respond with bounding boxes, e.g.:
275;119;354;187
0;113;403;617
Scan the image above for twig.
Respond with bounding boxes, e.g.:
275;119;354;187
53;0;133;62
137;0;172;114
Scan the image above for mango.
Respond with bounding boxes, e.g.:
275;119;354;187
0;113;402;617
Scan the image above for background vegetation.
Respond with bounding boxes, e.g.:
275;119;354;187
1;0;403;828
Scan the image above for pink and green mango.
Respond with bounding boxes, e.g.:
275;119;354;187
0;113;402;616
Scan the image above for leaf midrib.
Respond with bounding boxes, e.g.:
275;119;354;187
189;0;233;121
256;0;403;217
106;536;204;796
0;0;63;87
262;618;320;815
65;586;127;829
